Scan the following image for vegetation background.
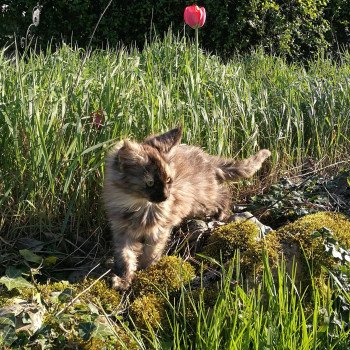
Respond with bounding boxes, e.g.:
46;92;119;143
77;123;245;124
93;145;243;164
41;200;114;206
1;0;350;349
1;0;350;60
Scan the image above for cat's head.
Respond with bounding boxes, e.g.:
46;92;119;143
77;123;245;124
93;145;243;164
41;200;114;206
114;126;182;203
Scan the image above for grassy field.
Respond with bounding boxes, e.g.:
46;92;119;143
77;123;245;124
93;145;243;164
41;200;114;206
1;33;350;238
1;34;350;349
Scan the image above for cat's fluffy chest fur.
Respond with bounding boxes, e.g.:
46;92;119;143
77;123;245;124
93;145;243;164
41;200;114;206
103;127;271;290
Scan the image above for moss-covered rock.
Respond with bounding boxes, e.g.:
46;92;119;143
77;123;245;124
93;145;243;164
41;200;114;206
129;293;168;331
201;221;280;275
276;211;350;289
132;256;195;296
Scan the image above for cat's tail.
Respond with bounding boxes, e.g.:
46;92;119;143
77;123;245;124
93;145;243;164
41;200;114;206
215;149;271;181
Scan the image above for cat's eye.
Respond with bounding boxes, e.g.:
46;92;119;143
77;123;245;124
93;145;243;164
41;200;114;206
166;177;172;183
145;177;154;187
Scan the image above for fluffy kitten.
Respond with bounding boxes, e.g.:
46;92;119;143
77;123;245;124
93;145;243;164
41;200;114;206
103;126;271;290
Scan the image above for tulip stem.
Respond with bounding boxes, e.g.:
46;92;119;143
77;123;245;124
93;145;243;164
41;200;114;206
195;27;199;99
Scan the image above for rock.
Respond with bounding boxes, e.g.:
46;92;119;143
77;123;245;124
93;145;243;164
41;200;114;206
184;220;208;240
228;211;273;237
191;270;220;288
186;219;208;232
207;221;225;230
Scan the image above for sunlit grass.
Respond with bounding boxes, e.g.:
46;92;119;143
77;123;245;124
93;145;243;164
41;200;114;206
122;255;350;350
0;33;350;238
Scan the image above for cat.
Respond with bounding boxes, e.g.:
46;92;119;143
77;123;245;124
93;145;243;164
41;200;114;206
103;126;271;290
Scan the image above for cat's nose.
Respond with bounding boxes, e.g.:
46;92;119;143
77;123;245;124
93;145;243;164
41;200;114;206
150;191;169;203
156;191;169;202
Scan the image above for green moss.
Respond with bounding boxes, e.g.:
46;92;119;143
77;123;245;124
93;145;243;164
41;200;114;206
79;326;139;350
276;212;350;290
80;279;122;313
38;280;70;301
132;256;195;296
38;279;122;313
202;221;280;274
129;293;168;331
0;287;21;307
277;212;350;270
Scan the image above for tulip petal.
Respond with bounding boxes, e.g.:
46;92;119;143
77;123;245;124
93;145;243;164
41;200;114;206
184;5;206;29
199;7;206;28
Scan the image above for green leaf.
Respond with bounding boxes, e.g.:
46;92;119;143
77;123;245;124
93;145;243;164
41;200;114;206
0;317;15;328
0;325;17;346
5;266;23;278
19;249;42;264
87;303;99;315
0;276;35;291
21;313;32;325
78;322;96;341
311;231;322;239
58;288;75;303
43;256;58;266
92;322;115;338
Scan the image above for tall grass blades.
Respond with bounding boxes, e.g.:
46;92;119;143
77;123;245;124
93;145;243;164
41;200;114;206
1;33;350;238
149;255;350;349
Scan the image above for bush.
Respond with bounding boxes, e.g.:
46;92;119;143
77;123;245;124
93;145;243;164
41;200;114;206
0;0;347;60
325;0;350;50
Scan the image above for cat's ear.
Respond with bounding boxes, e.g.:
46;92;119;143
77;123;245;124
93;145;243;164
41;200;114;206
144;126;182;153
116;139;147;167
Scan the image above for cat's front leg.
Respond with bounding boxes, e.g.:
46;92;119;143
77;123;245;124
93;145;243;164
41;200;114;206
138;228;170;270
111;233;142;290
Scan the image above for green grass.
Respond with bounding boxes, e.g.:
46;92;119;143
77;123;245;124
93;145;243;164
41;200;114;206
1;32;350;349
164;259;350;350
1;32;350;239
1;253;350;349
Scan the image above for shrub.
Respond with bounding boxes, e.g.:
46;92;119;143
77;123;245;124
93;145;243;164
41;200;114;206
0;0;346;60
325;0;350;50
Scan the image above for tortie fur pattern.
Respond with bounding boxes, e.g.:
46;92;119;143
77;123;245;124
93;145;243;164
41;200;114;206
103;126;271;290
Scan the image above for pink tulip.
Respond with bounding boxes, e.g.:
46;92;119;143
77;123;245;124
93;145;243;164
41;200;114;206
184;5;206;29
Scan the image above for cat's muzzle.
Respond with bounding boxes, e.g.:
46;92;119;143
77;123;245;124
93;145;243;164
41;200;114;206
150;193;169;203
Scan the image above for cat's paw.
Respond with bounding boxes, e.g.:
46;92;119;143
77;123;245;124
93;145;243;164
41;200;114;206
110;274;131;291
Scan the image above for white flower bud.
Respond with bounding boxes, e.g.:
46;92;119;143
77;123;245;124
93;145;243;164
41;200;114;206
32;6;42;27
